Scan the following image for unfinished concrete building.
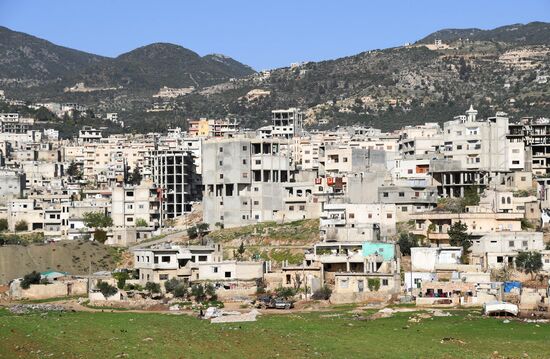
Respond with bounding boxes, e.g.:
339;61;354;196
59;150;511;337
150;150;201;220
202;137;295;228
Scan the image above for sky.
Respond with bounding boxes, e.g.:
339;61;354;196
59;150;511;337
1;0;549;70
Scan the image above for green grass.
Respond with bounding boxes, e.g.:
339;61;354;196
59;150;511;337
0;308;548;358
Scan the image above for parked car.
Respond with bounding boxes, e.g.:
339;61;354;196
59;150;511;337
273;298;293;309
255;296;293;309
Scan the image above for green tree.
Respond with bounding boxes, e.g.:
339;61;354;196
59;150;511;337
237;241;245;259
83;212;113;228
462;186;480;207
145;282;161;294
15;220;28;232
66;161;81;179
368;278;380;292
191;283;206;302
448;221;472;257
20;271;41;289
398;233;418;256
515;251;543;280
135;218;148;227
112;272;129;289
94;229;107;244
127;166;142;185
197;223;209;236
97;281;118;298
187;226;198;239
0;218;8;231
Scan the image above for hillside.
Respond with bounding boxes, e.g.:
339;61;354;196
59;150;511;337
1;22;549;134
0;26;105;91
0;26;255;100
0;241;121;283
418;21;550;45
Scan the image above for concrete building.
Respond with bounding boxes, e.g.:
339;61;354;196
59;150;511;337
202;137;294;228
111;180;160;229
150;150;201;221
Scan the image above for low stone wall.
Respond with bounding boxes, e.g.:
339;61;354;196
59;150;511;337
10;280;87;300
330;291;391;304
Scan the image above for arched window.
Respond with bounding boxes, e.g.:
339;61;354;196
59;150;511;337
507;197;511;204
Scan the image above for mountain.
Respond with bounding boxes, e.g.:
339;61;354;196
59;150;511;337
0;26;255;98
1;22;549;135
418;21;550;45
73;43;255;90
0;26;105;88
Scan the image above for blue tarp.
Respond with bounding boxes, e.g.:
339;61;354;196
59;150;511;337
503;281;522;293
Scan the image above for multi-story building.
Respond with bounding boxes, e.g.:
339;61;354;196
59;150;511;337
202;137;295;227
150;149;201;220
111;180;160;229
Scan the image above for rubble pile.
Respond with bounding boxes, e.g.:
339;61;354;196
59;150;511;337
9;304;65;314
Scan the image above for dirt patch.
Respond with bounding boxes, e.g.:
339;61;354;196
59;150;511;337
0;241;119;284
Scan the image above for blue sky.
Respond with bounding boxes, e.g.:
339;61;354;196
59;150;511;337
1;0;549;70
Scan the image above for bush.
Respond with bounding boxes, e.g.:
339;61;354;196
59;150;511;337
191;283;206;302
135;218;148;227
112;272;129;289
398;233;418;256
97;281;118;298
0;218;8;231
274;286;296;299
145;282;161;294
15;220;28;232
368;278;380;292
93;229;107;244
123;283;144;291
20;271;41;289
173;284;188;298
311;286;332;300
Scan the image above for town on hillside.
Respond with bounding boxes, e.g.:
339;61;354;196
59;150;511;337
0;98;549;320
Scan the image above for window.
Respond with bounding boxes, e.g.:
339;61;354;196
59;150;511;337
456;145;462;150
299;205;305;211
213;267;218;273
521;176;526;181
407;169;413;174
339;279;349;288
382;279;388;286
349;213;355;219
286;274;291;284
368;214;372;219
254;201;259;205
522;241;528;247
242;146;247;151
383;192;388;197
161;256;170;263
219;160;223;166
289;206;294;211
224;271;231;278
242;159;247;165
399;192;404;197
219;147;223;153
242;172;248;178
508;241;515;248
497;256;504;263
159;274;168;280
219;174;223;179
387;213;393;219
198;255;207;262
402;206;408;212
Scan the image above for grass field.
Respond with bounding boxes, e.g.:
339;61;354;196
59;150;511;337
0;307;548;358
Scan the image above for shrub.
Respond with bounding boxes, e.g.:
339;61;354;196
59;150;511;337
112;272;129;289
15;220;28;232
173;284;188;298
97;281;118;298
274;286;296;299
135;218;148;227
93;229;107;244
0;218;8;231
145;282;161;294
515;251;543;280
20;271;41;289
368;278;380;292
191;284;206;302
311;286;332;300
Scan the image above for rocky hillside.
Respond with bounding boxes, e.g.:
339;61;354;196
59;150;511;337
1;22;549;134
0;26;255;99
